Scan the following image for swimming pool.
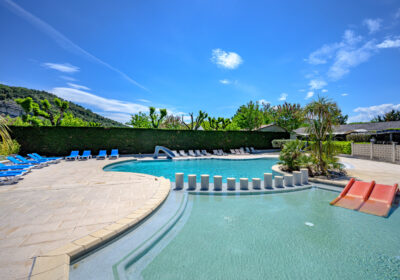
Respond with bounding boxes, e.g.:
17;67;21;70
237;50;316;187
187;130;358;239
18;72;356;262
104;158;279;182
71;187;400;280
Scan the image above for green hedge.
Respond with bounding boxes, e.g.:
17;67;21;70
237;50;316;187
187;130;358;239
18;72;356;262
302;141;352;155
10;126;289;156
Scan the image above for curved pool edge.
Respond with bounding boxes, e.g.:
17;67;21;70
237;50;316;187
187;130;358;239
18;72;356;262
29;171;171;280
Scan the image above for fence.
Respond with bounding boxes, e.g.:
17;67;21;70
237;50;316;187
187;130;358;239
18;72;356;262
352;143;400;163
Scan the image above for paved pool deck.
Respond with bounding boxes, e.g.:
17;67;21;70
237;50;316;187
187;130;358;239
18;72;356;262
0;153;399;279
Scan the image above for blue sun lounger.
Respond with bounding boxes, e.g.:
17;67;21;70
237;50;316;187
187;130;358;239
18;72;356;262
66;151;79;161
7;156;37;167
79;150;92;160
0;163;31;171
0;171;25;184
15;155;47;166
31;153;62;163
97;150;107;159
109;149;119;159
27;154;55;164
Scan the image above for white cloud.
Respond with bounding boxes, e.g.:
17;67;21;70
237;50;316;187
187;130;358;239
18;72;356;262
211;49;243;69
309;79;327;90
363;18;382;34
67;83;90;90
60;75;76;81
219;79;231;84
396;8;400;19
341;93;348;96
376;38;400;48
137;99;151;103
306;43;341;65
258;99;270;104
278;93;288;101
3;0;147;91
305;91;314;99
328;40;377;80
51;87;148;117
348;103;400;122
43;62;79;73
321;89;328;93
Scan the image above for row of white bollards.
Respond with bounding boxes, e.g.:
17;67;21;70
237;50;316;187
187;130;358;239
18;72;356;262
174;168;309;191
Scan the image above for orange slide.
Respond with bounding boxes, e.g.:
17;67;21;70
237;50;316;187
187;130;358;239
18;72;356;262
330;178;399;217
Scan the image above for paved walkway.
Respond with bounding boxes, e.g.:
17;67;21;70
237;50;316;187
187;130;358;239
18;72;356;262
339;156;400;185
0;158;163;279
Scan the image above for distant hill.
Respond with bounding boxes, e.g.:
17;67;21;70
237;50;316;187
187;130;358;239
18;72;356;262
0;84;125;127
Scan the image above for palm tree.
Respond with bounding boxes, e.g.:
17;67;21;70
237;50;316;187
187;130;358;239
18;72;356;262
304;96;340;175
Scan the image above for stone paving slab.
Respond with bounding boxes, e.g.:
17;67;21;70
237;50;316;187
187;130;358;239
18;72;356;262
0;158;163;280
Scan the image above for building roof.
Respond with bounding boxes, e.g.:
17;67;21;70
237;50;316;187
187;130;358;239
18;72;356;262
257;123;287;132
294;120;400;135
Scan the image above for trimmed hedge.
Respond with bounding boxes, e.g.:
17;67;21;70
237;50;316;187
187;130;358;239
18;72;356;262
10;126;289;156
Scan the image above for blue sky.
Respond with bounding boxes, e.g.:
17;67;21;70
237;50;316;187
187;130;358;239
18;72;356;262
1;0;400;123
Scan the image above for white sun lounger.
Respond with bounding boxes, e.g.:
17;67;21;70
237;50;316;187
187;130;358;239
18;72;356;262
172;150;180;157
213;150;219;156
195;150;202;156
218;149;226;156
188;150;196;157
179;150;188;156
230;149;236;154
201;150;211;156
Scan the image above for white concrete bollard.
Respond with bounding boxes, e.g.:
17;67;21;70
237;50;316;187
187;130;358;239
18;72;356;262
240;178;248;190
201;174;209;190
188;174;197;190
293;171;302;185
284;175;293;187
214;175;222;191
264;173;273;189
227;178;236;191
300;168;309;184
252;178;261;190
274;176;283;188
175;173;184;190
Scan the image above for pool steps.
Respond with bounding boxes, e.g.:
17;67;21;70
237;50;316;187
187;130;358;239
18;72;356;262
174;169;310;192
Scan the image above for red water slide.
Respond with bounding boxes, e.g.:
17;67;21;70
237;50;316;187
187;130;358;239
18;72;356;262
330;178;399;217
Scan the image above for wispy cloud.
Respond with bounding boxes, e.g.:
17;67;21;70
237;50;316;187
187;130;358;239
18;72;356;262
278;93;288;101
211;49;243;69
363;18;382;34
219;79;231;84
137;98;151;103
60;75;76;81
308;79;327;90
51;87;148;118
376;37;400;48
43;62;79;73
258;99;270;104
341;93;348;96
305;91;314;99
3;0;147;91
348;103;400;122
396;8;400;19
67;82;90;90
321;89;328;93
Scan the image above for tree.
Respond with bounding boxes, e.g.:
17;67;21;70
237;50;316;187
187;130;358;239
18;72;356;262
183;110;208;130
336;110;348;124
15;97;69;126
161;115;185;129
0;115;13;155
304;96;340;176
208;117;231;130
149;107;167;128
126;112;152;128
232;101;263;130
371;110;400;122
271;102;303;132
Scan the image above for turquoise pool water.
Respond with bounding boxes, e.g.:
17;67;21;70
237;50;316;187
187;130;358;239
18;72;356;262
104;158;278;182
135;189;400;280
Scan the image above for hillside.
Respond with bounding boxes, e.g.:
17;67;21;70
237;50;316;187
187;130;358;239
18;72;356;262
0;84;124;127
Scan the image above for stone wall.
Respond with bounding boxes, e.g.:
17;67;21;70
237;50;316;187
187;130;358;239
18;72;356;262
352;143;399;163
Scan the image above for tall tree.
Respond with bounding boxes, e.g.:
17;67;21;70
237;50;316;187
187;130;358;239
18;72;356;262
149;107;167;128
232;101;264;131
371;110;400;122
183;110;208;130
271;102;303;132
304;96;340;175
126;112;152;128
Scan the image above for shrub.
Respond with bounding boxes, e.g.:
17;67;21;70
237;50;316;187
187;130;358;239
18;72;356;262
346;134;372;143
0;139;20;156
332;141;351;155
278;140;311;172
272;139;293;148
